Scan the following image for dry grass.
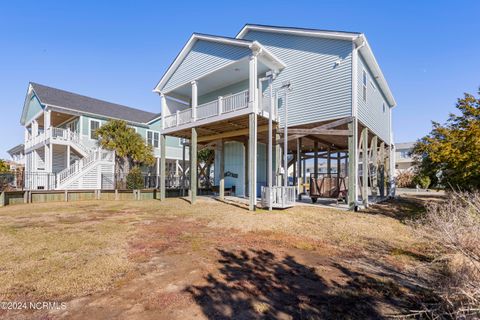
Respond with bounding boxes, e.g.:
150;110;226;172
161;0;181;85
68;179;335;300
0;196;434;318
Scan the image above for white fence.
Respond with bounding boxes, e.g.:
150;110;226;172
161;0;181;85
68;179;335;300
260;186;296;209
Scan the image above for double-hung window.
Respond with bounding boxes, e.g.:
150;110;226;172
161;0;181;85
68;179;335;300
90;120;101;140
146;130;159;148
362;70;367;103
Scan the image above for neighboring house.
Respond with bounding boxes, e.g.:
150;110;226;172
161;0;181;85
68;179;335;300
395;142;416;173
21;82;188;190
154;24;396;210
7;144;25;170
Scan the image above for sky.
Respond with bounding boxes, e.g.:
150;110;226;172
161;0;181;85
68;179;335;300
0;0;479;159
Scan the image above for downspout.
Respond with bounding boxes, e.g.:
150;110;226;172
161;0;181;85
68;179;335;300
352;36;366;207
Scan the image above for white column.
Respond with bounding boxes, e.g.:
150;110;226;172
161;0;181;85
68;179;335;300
160;93;166;130
191;81;198;121
249;54;258;113
44;109;51;131
32;120;38;137
67;145;71;169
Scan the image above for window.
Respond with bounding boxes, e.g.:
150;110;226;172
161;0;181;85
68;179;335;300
362;70;367;102
146;130;159;148
128;125;137;133
89;120;101;140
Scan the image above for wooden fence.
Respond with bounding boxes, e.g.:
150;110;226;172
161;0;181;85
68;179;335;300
0;189;189;207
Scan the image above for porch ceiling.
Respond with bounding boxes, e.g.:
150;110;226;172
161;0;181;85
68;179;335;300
169;58;271;99
167;114;270;145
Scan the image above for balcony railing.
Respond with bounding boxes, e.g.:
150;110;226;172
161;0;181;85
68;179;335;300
25;127;89;154
163;90;250;130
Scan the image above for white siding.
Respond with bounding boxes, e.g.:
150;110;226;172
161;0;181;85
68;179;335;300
52;145;67;173
357;54;391;143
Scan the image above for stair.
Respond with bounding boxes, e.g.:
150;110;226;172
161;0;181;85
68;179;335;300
56;149;115;190
50;128;90;157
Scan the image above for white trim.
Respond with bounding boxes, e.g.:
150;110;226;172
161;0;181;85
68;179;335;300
89;119;101;141
237;25;396;107
362;68;367;103
153;33;285;93
24;109;45;127
45;104;150;127
236;24;359;41
146;129;160;149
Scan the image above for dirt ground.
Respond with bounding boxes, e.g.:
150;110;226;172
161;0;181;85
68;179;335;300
0;195;441;319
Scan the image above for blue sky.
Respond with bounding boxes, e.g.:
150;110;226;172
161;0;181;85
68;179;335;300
1;0;479;158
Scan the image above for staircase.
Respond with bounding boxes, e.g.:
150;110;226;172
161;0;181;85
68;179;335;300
56;148;115;190
49;128;90;157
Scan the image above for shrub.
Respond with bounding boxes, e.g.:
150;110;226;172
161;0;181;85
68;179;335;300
413;174;431;189
395;170;415;188
411;192;480;318
126;167;143;190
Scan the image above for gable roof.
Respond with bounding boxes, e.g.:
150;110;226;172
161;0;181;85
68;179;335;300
29;82;157;124
153;33;286;93
7;144;25;156
236;24;396;107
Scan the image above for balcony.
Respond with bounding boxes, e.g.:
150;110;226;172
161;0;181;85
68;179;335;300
25;127;89;155
162;90;275;134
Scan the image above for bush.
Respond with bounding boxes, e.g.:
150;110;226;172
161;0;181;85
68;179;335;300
413;174;431;189
395;170;415;188
126;167;143;190
412;192;480;318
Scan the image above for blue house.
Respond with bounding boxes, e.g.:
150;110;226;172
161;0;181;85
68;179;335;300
21;83;188;190
154;24;396;211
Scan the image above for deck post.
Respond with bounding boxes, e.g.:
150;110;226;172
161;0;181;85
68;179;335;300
296;138;302;200
370;136;378;196
191;81;198;121
314;141;319;180
248;52;258;211
248;113;257;211
361;128;369;207
327;149;332;178
274;130;281;186
219;140;225;200
348;119;358;210
190;128;197;204
160;134;166;201
379;142;385;197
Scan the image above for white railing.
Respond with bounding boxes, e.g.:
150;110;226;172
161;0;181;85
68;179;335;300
222;90;249;113
260;93;272;115
261;186;296;208
162;90;250;130
164;114;177;129
25;127;89;154
197;100;219;120
57;149;114;186
178;108;192;125
25;132;46;149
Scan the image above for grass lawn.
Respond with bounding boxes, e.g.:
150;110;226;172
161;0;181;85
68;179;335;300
0;196;439;319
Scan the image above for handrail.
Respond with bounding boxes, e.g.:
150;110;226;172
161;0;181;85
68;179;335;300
57;149;114;186
162;90;250;129
222;90;249;113
197;100;218;120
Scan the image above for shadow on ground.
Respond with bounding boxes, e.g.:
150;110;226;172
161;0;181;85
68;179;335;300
363;194;445;222
186;248;426;319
